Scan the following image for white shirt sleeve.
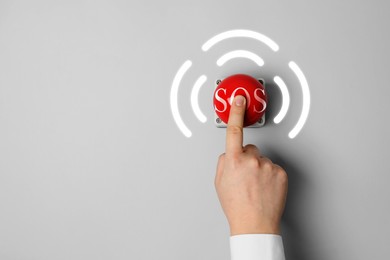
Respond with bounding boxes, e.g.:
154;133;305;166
230;234;286;260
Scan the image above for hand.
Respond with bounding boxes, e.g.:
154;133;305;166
215;95;288;236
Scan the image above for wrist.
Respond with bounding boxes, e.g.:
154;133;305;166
229;222;280;236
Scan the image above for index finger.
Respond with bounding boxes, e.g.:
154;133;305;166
226;95;246;156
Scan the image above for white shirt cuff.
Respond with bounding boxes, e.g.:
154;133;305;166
230;234;286;260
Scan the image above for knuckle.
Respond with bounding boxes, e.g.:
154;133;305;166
261;158;273;170
230;154;242;165
218;153;226;162
244;144;259;153
227;125;243;136
244;144;256;149
274;163;285;173
248;156;260;168
274;165;288;183
226;154;244;170
279;169;288;182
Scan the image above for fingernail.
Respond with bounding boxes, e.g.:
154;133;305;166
235;95;245;106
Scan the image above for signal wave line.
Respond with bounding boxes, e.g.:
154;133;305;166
217;50;265;67
202;29;279;52
191;75;207;123
170;60;193;138
288;61;311;139
273;76;290;124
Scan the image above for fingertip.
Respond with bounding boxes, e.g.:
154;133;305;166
234;95;246;107
232;95;246;107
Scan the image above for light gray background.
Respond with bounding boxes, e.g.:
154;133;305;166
0;1;389;259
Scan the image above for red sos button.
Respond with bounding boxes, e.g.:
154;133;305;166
213;74;267;127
